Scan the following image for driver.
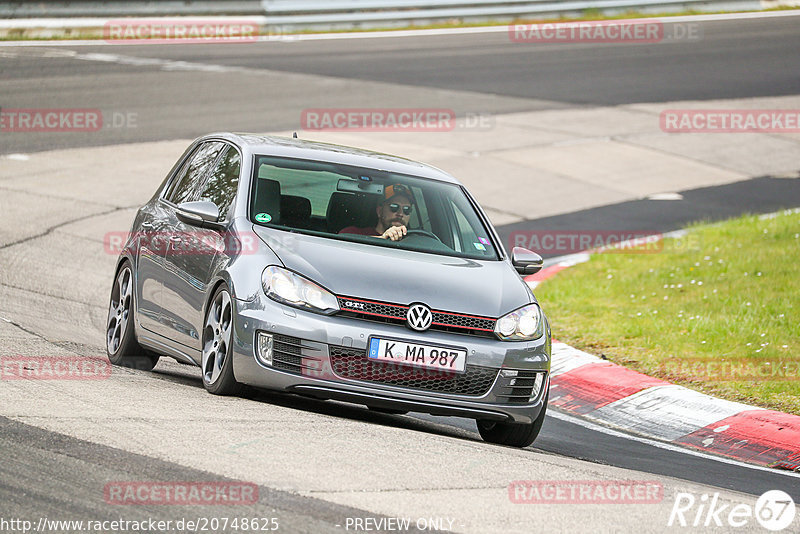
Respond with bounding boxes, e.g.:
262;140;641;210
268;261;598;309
339;184;414;241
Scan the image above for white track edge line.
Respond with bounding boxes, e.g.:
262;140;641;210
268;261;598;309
547;409;800;478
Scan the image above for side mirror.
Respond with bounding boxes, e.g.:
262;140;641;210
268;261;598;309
511;247;543;275
176;201;223;230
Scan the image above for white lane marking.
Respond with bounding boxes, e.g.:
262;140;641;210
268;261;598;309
74;52;119;62
0;10;799;47
547;408;800;478
647;192;684;200
3;154;31;161
64;49;246;73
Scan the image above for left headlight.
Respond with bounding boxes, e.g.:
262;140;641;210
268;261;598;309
495;303;544;341
261;266;340;315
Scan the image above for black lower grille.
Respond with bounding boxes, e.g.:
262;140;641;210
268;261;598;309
329;345;498;396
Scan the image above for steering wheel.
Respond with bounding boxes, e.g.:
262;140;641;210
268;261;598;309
404;229;443;243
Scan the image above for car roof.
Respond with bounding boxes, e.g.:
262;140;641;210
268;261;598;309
202;132;462;185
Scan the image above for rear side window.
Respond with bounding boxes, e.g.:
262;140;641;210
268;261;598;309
196;146;241;221
164;141;224;204
257;163;338;217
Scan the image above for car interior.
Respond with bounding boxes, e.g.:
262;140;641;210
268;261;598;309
249;158;498;260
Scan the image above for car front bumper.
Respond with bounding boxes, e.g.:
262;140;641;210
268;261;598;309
231;292;550;424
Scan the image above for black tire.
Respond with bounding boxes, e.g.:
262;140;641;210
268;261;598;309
477;392;548;448
106;261;160;371
201;285;242;396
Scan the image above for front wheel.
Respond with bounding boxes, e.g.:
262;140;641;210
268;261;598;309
201;285;241;396
106;261;160;371
477;392;548;448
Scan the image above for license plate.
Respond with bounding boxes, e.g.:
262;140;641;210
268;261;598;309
367;337;467;373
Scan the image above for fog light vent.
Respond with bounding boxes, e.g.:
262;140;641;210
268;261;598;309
256;332;274;366
497;369;547;404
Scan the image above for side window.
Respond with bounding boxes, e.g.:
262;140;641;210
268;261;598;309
164;142;224;204
196;146;241;221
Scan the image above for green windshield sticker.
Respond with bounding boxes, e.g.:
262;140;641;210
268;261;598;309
255;213;272;223
474;242;486;251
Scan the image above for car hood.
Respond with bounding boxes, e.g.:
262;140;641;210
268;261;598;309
253;227;532;317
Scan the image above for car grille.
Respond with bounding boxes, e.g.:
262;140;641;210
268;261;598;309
336;296;496;338
329;345;498;396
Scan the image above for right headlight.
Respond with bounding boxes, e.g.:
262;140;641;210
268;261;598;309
261;266;339;315
495;303;544;341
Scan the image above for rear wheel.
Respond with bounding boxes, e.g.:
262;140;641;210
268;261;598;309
477;392;548;448
201;285;241;396
106;261;160;371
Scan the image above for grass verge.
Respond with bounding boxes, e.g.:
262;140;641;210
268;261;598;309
535;209;800;415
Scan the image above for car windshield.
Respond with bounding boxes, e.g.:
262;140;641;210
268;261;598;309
249;155;500;260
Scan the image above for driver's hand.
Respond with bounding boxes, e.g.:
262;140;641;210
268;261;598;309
381;225;407;241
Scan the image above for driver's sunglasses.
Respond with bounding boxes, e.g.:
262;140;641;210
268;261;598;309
388;203;413;215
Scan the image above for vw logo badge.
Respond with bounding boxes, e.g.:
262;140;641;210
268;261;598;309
406;303;433;331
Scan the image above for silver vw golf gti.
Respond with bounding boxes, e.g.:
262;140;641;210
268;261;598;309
106;133;551;447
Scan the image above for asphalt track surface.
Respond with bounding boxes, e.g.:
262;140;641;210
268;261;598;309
1;16;799;154
1;14;800;532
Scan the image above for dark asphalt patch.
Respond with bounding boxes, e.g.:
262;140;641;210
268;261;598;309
496;176;800;258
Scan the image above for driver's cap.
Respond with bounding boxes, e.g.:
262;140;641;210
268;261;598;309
384;183;414;203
